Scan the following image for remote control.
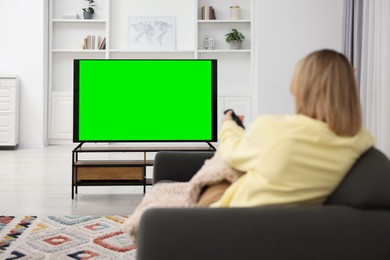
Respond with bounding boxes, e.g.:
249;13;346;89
224;109;245;129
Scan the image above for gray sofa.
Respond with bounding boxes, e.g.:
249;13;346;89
136;148;390;260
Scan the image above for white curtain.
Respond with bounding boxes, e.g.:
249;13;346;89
359;1;390;156
342;0;363;82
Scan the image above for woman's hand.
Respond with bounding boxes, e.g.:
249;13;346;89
223;110;244;124
223;110;234;123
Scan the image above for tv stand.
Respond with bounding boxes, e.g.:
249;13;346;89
71;143;216;199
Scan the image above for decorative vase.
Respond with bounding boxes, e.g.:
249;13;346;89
203;36;215;50
83;11;93;19
230;6;241;20
230;40;241;50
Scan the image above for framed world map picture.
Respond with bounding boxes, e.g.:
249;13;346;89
128;16;176;50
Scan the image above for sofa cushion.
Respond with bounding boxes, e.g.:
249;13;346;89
153;152;215;183
325;147;390;209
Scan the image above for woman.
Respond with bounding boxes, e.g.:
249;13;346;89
211;49;375;207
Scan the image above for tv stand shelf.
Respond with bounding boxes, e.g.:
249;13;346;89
72;143;216;199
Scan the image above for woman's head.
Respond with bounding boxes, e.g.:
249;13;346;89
291;49;361;136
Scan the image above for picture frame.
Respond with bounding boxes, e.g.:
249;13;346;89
128;16;176;50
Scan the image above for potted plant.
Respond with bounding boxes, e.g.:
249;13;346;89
82;0;96;19
225;28;245;50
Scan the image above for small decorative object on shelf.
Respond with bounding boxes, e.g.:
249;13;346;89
203;36;215;50
230;6;241;20
225;28;245;49
82;0;95;19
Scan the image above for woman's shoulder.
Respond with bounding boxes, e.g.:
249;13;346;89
249;114;329;137
254;114;374;143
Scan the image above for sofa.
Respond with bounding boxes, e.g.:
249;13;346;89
136;148;390;260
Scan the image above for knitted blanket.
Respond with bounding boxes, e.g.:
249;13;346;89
123;152;243;242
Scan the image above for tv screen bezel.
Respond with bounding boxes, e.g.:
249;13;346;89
73;59;218;143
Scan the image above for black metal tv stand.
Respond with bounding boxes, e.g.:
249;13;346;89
71;142;216;199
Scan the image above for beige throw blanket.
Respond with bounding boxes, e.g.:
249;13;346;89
123;152;243;242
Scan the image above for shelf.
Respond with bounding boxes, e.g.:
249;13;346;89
53;49;194;54
52;49;106;53
75;160;154;167
52;19;107;23
198;20;251;23
75;178;153;186
74;145;216;153
198;49;251;53
109;50;195;53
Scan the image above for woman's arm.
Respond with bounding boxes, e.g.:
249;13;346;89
219;113;258;172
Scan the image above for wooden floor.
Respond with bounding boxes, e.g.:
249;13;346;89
0;145;145;216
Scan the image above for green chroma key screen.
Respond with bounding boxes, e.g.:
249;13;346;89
73;59;217;142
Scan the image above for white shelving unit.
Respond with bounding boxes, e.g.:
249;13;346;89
48;0;255;143
196;0;254;130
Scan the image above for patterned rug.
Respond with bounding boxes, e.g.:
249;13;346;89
0;215;136;259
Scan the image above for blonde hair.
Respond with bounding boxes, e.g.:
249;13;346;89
291;49;362;136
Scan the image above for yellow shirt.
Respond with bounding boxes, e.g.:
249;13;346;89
212;115;375;207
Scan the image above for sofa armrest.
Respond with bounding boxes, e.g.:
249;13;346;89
137;206;390;260
153;151;214;183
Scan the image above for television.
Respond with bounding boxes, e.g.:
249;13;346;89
73;59;217;143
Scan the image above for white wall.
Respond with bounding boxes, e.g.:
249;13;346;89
0;0;48;148
255;0;344;115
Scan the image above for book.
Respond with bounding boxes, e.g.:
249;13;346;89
94;35;100;50
98;37;106;50
202;6;216;20
209;6;216;20
88;35;93;49
86;36;91;49
201;6;209;20
211;7;216;20
84;35;103;49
